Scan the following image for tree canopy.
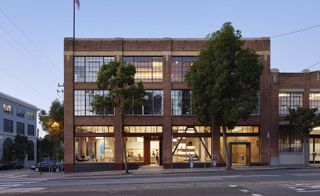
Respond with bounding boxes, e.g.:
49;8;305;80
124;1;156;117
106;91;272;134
187;22;263;127
92;61;145;173
39;99;64;139
286;107;320;137
186;22;263;169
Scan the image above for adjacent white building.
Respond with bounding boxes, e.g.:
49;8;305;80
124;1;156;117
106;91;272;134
0;91;38;167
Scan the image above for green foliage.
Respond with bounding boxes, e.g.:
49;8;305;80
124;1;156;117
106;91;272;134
186;22;263;129
92;61;145;115
92;61;145;173
39;99;64;140
39;99;64;161
286;107;320;137
13;135;29;161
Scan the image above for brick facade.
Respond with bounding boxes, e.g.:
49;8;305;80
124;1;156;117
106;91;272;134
64;37;275;172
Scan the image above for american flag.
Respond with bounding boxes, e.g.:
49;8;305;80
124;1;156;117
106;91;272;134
75;0;80;9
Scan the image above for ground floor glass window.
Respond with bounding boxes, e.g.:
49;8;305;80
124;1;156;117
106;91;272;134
126;137;144;163
220;136;260;164
75;137;114;162
172;137;211;163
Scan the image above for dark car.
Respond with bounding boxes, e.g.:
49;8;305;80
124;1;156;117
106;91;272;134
33;159;63;172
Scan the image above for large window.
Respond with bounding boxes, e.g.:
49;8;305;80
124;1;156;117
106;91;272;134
171;57;196;82
309;92;320;113
279;92;303;116
279;125;302;152
27;125;35;136
74;90;113;116
16;122;25;135
27;112;35;121
171;90;192;116
221;126;259;134
124;126;162;133
75;126;114;134
127;137;144;163
74;56;114;82
3;104;13;114
123;57;163;82
126;90;163;116
3;119;13;133
16;109;25;118
251;92;260;116
172;126;210;133
75;137;115;162
172;137;211;163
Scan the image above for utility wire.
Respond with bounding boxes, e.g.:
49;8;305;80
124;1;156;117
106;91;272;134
305;59;320;70
0;67;49;99
271;24;320;38
0;24;57;84
0;7;63;77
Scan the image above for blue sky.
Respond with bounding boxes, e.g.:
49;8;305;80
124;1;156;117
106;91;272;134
0;0;320;136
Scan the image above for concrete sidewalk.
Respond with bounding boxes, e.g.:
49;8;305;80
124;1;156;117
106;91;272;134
23;164;320;179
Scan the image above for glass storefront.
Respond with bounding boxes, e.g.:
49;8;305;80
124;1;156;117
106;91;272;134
75;137;115;162
126;137;144;163
219;136;260;165
172;137;212;163
310;127;320;163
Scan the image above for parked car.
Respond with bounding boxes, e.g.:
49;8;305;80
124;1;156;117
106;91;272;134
32;159;63;172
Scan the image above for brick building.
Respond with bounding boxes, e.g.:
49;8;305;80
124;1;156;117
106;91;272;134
64;38;320;173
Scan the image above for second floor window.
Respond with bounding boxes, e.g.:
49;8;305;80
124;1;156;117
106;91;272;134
74;90;113;116
16;122;25;135
171;90;192;116
3;119;13;133
27;124;35;136
126;90;163;116
123;57;163;82
279;92;303;116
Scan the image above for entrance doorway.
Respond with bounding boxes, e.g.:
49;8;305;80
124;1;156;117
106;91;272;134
229;142;251;166
144;137;162;165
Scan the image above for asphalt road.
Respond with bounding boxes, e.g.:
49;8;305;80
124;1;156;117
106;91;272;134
1;168;320;195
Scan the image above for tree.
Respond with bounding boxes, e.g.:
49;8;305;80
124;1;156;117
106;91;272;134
186;23;263;170
285;107;320;166
13;135;29;161
39;99;64;161
92;61;145;174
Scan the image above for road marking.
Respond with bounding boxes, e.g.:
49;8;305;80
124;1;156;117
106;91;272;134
229;185;237;188
239;189;250;193
251;194;263;196
284;183;320;193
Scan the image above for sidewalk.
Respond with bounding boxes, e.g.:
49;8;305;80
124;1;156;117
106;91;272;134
24;164;320;179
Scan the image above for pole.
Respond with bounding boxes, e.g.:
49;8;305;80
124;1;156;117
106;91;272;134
73;0;75;41
40;139;42;175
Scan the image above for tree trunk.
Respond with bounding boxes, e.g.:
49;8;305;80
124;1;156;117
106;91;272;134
119;108;129;174
222;126;231;170
303;136;310;167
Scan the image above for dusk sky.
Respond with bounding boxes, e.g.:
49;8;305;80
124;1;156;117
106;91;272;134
0;0;319;136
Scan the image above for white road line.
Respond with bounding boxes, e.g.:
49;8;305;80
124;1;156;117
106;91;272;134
229;185;238;188
251;194;263;196
239;189;250;193
298;190;320;193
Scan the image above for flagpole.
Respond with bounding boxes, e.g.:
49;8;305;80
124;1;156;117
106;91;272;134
73;0;75;48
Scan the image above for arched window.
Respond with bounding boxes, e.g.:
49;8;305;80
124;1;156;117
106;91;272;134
27;141;34;161
3;138;13;161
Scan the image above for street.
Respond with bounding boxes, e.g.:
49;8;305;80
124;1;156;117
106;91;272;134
0;168;320;195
